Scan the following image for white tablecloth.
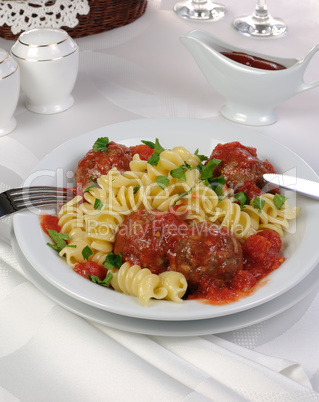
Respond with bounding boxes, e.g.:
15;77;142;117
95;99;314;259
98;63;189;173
1;1;319;400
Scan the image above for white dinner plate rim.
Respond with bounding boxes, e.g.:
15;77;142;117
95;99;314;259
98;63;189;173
13;118;319;321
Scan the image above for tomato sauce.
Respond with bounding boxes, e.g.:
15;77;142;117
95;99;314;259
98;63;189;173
130;144;154;161
221;51;286;71
74;261;107;281
40;214;61;234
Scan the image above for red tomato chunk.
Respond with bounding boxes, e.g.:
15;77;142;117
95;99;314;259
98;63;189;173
40;214;61;234
130;144;154;161
74;261;107;281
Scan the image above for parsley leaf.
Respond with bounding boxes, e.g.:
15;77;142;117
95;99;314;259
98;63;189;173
47;229;69;252
194;149;208;162
103;251;122;270
200;158;222;180
205;175;226;197
171;166;186;182
273;194;288;210
83;176;96;192
93;137;109;152
252;197;265;213
133;185;141;194
141;140;155;149
234;192;250;210
172;188;193;206
148;152;160;166
87;273;113;287
146;138;164;166
94;198;103;210
156;176;169;190
154;138;165;154
82;245;93;261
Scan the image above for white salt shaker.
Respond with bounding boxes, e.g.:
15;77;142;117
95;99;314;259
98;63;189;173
0;49;20;136
11;28;79;114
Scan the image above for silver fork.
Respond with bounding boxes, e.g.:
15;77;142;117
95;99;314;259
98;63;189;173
0;186;74;219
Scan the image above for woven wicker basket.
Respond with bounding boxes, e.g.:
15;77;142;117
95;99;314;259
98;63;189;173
0;0;148;40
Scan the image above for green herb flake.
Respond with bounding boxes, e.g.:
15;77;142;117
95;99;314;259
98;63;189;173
171;166;186;182
82;245;93;261
93;137;109;152
83;176;96;192
103;251;122;270
141;140;155;149
252;197;265;213
154;138;165;154
146;138;164;166
234;192;250;210
273;194;288;210
205;175;226;197
172;188;193;206
87;273;113;287
194;149;208;162
47;229;69;252
94;198;103;210
148;152;160;166
156;176;169;190
133;185;141;194
200;158;222;181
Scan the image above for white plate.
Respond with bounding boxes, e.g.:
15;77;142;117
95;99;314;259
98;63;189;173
13;118;319;321
11;230;319;336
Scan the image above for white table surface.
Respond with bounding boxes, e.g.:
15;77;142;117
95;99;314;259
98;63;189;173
1;1;319;400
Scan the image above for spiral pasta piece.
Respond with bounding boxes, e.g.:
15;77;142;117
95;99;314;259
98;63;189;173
159;271;188;303
58;195;84;233
208;199;254;240
111;262;168;306
59;227;89;267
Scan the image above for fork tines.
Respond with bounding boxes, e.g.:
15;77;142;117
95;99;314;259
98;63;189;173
8;186;73;210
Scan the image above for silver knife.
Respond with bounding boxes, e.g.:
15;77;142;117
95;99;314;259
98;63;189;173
263;173;319;200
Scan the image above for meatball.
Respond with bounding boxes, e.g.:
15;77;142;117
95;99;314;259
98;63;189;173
114;209;189;274
168;222;243;288
75;141;133;190
208;141;277;193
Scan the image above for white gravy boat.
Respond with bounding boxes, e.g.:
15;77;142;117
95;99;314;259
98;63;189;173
181;30;319;126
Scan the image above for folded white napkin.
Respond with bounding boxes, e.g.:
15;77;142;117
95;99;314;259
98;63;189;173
0;240;318;402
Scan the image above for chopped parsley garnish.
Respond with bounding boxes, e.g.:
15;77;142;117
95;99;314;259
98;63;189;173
273;194;288;210
145;138;165;166
103;251;122;270
194;149;208;162
171;162;195;182
83;176;96;192
133;184;141;194
201;174;225;198
156;176;169;190
93;137;109;152
234;192;250;210
94;198;103;210
200;158;222;180
148;152;160;166
82;245;93;261
252;196;265;213
141;140;156;149
87;274;113;287
171;166;186;182
47;229;72;252
172;188;193;206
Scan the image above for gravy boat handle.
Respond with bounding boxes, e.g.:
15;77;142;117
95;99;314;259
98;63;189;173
299;43;319;92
